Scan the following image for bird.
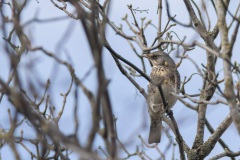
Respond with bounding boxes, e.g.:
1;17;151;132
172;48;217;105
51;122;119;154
142;51;180;144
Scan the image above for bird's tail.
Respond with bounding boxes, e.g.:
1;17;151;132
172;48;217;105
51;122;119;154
148;119;162;144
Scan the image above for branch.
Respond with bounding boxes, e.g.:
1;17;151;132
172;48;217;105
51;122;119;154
104;43;147;98
216;0;240;134
155;85;186;159
182;0;219;150
200;114;232;158
209;150;240;160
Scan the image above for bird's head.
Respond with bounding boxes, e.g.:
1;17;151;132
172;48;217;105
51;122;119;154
142;51;176;68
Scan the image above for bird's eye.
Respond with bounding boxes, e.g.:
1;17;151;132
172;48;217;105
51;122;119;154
151;55;158;59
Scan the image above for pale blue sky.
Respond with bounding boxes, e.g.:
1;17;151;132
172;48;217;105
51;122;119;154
0;0;239;159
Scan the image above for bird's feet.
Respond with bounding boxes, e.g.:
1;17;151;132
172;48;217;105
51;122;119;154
166;109;173;117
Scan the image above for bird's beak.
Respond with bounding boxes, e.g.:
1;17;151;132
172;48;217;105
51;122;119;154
141;54;149;58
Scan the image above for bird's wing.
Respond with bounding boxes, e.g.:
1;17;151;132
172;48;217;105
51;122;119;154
147;83;164;114
175;70;181;93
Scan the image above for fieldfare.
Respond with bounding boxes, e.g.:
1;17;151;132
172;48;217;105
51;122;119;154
143;51;180;144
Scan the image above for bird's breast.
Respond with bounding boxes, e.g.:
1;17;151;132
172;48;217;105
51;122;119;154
150;67;172;79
